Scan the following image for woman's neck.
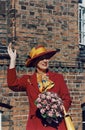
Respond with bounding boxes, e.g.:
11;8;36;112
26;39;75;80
36;68;47;75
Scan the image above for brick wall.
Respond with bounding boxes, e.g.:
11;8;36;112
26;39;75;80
0;0;84;130
8;0;79;63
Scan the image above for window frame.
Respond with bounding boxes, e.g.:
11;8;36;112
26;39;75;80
78;0;85;46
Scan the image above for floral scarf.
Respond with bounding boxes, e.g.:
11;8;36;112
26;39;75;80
37;73;54;92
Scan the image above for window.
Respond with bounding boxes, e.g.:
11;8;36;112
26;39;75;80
79;0;85;45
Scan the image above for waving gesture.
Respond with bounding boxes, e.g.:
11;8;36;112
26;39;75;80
7;43;17;69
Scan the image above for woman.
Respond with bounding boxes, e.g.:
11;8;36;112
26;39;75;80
7;43;72;130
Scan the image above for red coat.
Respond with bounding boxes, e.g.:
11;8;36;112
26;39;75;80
7;68;71;130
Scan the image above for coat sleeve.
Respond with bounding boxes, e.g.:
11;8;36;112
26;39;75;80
57;74;72;111
7;68;27;92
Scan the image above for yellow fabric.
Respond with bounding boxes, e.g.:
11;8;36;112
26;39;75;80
29;46;46;58
37;73;54;92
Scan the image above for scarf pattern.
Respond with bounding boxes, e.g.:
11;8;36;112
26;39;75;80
37;73;54;92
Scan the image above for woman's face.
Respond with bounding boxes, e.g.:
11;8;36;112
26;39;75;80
36;58;49;72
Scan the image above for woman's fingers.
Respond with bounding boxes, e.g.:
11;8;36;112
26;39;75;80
7;43;12;53
8;43;11;49
7;43;17;59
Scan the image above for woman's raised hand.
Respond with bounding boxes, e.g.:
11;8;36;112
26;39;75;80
7;43;17;69
8;43;16;60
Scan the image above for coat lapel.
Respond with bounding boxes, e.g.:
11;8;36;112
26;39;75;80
28;71;55;95
29;72;40;94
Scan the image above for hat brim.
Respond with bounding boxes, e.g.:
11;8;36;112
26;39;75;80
25;48;60;67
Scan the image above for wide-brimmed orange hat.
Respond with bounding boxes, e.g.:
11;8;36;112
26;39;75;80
25;45;60;67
